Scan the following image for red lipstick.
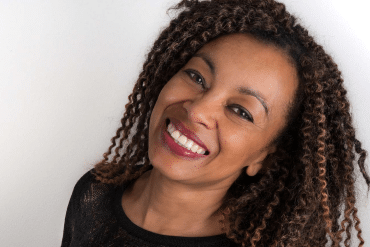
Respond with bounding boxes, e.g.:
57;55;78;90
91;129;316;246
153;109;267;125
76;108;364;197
160;118;209;159
168;118;209;152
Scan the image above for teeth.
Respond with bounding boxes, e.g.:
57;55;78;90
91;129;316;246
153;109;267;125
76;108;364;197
190;143;199;153
171;130;180;139
185;139;194;149
167;122;206;155
178;135;188;146
168;124;176;134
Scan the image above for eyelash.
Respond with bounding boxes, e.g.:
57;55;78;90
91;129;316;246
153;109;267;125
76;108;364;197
184;69;254;123
185;69;206;88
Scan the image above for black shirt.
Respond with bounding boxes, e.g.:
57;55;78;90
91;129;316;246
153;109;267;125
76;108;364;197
61;169;238;247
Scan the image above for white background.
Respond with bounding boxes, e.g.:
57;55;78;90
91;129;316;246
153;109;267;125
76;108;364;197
0;0;369;246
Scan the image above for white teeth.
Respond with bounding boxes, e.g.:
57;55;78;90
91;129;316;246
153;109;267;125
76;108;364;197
190;143;199;152
178;135;188;146
185;139;194;149
168;124;175;134
167;121;206;155
171;130;180;139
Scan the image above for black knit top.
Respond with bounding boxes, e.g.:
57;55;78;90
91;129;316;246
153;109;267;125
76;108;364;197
61;169;238;247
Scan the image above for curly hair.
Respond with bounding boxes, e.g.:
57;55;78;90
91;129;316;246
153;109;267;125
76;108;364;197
92;0;370;246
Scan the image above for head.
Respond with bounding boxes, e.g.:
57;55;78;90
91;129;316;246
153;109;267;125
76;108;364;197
94;0;370;246
148;33;298;188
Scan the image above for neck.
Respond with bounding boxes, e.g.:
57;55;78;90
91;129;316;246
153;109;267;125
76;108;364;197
121;168;229;237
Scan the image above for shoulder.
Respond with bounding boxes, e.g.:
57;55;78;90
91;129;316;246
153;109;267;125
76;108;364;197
69;168;120;208
74;169;96;188
69;169;96;197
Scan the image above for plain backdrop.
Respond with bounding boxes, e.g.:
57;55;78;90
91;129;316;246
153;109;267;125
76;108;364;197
0;0;369;246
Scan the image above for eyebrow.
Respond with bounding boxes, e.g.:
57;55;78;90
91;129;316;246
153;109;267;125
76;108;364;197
193;53;269;115
193;53;215;75
236;86;269;115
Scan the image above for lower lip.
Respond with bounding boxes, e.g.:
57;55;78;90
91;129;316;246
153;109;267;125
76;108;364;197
161;122;206;159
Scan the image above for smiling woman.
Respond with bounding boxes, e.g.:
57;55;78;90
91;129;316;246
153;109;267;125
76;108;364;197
61;0;370;246
148;34;297;186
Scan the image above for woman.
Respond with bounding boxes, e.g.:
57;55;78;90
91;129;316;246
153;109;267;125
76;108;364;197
62;0;370;246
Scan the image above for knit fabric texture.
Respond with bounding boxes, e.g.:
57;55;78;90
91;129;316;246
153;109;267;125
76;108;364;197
61;169;237;247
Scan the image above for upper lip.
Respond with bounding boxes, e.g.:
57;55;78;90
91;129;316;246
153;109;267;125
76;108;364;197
168;117;209;152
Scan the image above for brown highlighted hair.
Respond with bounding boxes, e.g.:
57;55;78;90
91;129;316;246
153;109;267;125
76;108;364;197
93;0;370;246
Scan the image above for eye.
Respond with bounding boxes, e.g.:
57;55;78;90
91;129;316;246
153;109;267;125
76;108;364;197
228;105;254;123
184;69;206;89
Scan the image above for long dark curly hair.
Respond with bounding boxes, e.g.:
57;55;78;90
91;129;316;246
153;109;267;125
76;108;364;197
92;0;370;246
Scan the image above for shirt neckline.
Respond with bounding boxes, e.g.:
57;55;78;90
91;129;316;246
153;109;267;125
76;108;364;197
113;183;232;247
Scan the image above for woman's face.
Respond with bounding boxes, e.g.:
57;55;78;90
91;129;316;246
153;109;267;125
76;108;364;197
148;33;298;188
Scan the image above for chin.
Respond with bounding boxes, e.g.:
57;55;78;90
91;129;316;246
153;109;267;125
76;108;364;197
148;154;203;183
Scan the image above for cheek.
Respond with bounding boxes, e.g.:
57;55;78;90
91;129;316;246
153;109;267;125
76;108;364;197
165;78;195;102
220;127;269;165
150;83;174;122
221;130;250;158
154;82;178;109
226;131;248;148
149;91;167;136
149;79;190;129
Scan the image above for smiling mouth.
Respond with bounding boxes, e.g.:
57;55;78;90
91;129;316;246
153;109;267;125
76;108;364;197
165;118;210;155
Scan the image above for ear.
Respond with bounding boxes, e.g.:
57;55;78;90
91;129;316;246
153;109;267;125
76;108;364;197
246;162;263;176
246;145;277;176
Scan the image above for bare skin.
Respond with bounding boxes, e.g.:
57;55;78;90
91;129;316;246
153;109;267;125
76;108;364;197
122;169;226;236
122;33;298;237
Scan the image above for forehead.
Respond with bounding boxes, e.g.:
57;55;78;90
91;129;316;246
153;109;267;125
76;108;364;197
194;33;298;117
198;33;294;75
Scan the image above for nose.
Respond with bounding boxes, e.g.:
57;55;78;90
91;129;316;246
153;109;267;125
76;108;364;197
183;92;221;130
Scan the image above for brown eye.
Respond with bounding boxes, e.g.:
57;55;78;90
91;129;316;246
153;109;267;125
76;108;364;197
184;69;206;89
228;105;254;123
